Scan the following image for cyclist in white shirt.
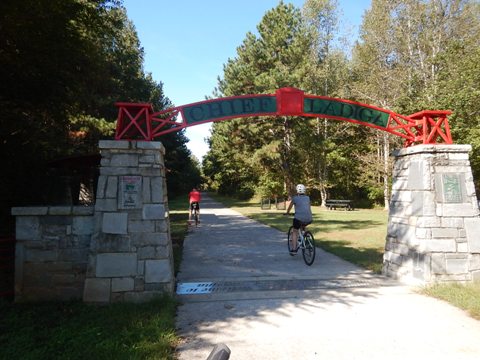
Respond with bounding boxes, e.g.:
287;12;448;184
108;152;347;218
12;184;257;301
285;184;313;255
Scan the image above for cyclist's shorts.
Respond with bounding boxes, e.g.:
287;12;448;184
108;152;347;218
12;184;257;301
293;218;311;229
190;202;200;211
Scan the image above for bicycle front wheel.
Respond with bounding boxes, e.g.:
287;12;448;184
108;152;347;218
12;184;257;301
302;231;316;265
287;226;295;255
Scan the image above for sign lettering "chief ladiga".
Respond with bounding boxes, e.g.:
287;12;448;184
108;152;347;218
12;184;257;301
182;95;390;128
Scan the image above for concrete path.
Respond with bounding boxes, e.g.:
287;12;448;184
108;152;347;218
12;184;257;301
175;194;480;360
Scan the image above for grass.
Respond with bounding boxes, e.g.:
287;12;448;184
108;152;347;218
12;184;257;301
420;282;480;320
168;195;190;275
0;195;191;360
0;296;178;360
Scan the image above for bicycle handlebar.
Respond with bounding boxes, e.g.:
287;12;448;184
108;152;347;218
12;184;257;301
206;343;231;360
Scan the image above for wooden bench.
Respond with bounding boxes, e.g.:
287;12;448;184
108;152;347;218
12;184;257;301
325;199;353;211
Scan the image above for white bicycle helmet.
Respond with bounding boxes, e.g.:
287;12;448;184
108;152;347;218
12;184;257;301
296;184;306;194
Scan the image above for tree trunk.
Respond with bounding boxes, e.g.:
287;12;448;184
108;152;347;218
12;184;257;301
383;133;390;211
283;116;292;194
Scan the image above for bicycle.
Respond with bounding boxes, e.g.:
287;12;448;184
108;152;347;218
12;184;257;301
189;202;200;227
192;207;199;227
287;223;316;266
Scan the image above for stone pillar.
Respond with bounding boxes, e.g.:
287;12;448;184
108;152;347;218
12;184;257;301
383;145;480;284
83;140;174;303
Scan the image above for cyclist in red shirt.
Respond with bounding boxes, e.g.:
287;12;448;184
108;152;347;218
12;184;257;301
188;188;201;224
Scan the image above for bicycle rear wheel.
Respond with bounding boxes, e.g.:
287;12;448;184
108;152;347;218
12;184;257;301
287;226;295;255
194;210;199;227
302;231;315;265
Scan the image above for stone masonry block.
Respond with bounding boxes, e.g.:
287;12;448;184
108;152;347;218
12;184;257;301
59;248;89;263
408;160;432;190
416;217;441;228
472;270;480;282
106;177;118;198
392;178;408;191
431;253;446;274
145;259;172;283
420;239;456;252
139;155;155;164
387;222;415;242
136;141;164;152
131;232;169;247
139;167;162;177
96;234;131;252
446;258;469;274
101;158;110;167
11;207;48;216
151;177;164;202
431;228;458;238
95;199;118;212
441;218;464;228
142;177;151;203
156;221;169;233
415;227;431;239
138;246;155;260
73;216;95;235
438;203;477;217
110;154;138;167
469;255;480;270
411;192;424;216
137;260;145;276
448;152;469;160
155;245;169;258
465;218;480;252
143;204;165;220
102;212;128;234
466;181;477;197
112;277;134;292
25;248;58;262
48;207;72;215
457;242;469;253
96;175;107;198
72;206;94;216
99;140;130;149
83;278;111;302
100;167;136;176
16;216;41;240
391;191;411;202
96;253;137;277
128;220;155;233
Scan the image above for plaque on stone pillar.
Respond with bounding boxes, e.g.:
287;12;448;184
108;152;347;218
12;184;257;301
119;176;142;209
436;173;465;204
443;174;462;203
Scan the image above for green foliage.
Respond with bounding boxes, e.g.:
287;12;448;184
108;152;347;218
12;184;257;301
208;0;390;204
0;0;202;231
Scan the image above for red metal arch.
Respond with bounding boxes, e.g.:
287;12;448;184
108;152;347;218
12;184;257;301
115;87;453;147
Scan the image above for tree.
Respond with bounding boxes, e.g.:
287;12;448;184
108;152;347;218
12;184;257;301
301;0;358;206
350;0;480;208
0;0;199;232
210;1;314;199
351;0;415;209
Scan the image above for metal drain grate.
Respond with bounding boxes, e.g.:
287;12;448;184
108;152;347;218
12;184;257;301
176;278;386;295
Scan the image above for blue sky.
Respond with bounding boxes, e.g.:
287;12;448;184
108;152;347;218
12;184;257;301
123;0;371;160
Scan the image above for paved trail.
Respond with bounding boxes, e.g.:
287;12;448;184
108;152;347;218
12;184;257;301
175;194;480;360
